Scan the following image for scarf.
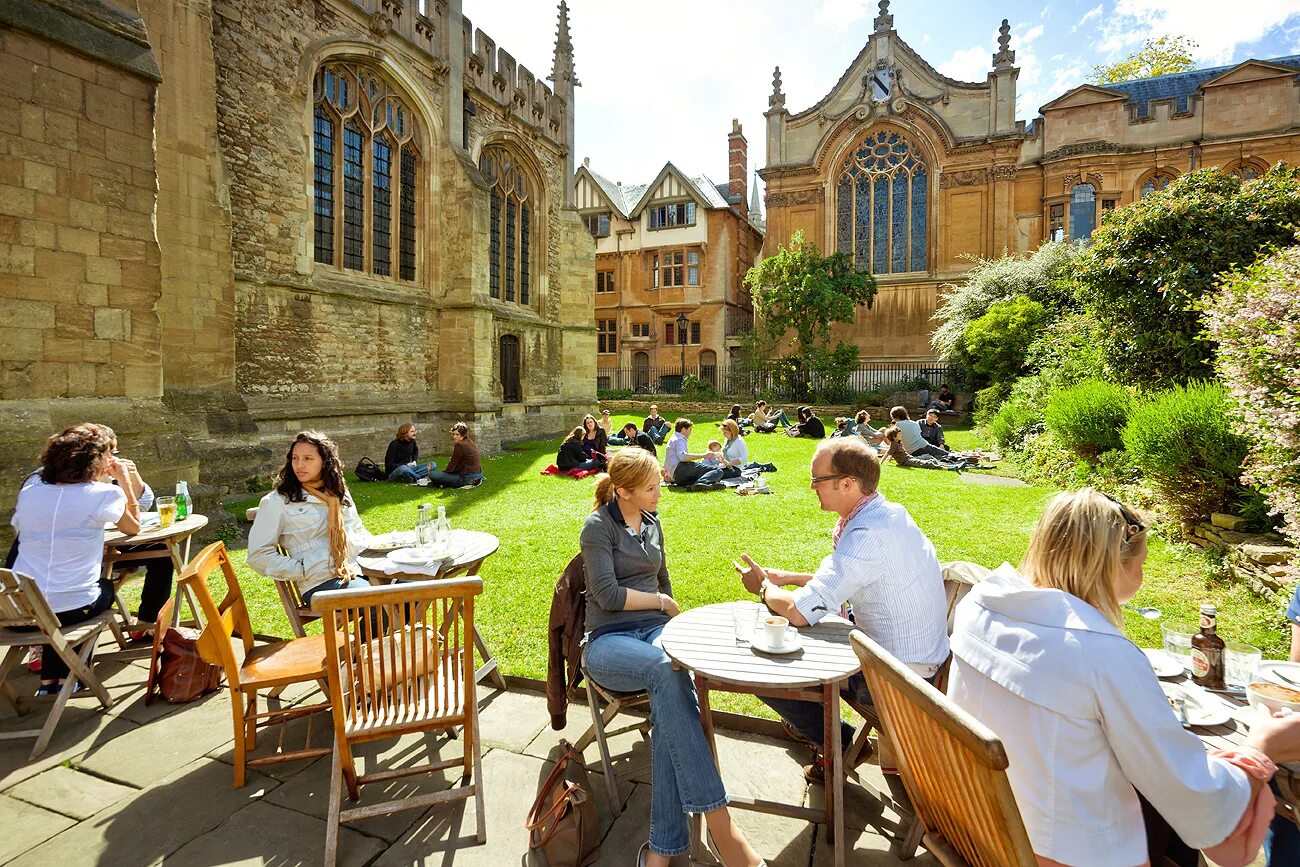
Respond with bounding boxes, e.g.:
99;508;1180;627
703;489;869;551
832;493;877;549
301;482;355;581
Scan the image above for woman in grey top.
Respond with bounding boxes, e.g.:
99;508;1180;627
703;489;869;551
580;448;765;867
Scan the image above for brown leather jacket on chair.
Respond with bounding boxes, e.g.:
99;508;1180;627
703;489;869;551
546;553;586;730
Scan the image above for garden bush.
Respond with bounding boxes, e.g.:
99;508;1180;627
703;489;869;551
1205;242;1300;547
962;295;1049;384
1044;379;1133;458
1121;381;1250;526
1072;164;1300;386
987;396;1044;452
1024;312;1111;389
597;388;633;400
679;374;718;400
973;382;1012;427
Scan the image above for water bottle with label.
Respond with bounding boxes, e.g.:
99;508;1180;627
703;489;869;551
416;503;433;547
174;481;190;520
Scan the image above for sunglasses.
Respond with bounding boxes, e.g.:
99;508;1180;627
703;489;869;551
810;473;846;486
1102;492;1147;537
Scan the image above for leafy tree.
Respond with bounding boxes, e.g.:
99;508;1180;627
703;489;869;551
744;230;876;392
1091;36;1197;84
1070;164;1300;386
961;295;1048;384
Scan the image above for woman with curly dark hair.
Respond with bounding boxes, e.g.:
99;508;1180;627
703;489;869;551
11;424;142;694
247;431;374;606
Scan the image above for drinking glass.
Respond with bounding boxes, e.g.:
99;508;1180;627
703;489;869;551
732;602;758;646
1161;621;1196;672
1225;641;1262;689
156;496;176;528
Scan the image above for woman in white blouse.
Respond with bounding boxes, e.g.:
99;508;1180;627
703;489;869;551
948;488;1300;867
247;431;373;607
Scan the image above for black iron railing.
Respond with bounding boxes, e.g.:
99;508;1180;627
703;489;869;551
595;361;950;400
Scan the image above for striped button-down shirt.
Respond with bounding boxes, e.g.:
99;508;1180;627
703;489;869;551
792;493;949;670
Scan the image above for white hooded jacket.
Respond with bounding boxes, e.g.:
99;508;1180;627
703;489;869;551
947;564;1251;867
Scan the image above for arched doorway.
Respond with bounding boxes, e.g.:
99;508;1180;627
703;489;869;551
633;351;649;390
699;349;717;387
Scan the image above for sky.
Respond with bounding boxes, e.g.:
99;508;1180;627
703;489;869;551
463;0;1300;197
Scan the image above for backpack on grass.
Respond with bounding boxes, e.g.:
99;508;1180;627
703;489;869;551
355;457;386;482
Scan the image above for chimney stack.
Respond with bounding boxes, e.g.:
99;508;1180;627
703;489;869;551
727;119;747;203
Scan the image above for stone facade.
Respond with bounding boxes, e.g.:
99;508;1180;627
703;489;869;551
0;0;595;534
761;1;1300;360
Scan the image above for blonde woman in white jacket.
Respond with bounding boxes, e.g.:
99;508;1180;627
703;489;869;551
948;488;1300;867
247;431;374;607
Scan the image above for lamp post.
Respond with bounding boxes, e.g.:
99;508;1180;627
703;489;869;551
676;312;688;385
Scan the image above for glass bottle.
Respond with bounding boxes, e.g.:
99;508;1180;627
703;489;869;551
1191;604;1226;690
416;503;433;547
174;481;190;520
435;505;450;550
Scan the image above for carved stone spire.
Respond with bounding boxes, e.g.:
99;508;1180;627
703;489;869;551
769;65;785;109
748;174;763;226
550;0;579;88
873;0;893;32
993;18;1015;69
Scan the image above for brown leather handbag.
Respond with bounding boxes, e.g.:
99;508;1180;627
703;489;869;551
145;598;224;704
525;739;600;867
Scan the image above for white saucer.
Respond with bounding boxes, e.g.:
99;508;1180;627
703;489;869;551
1161;683;1232;727
389;547;447;567
750;629;803;655
1143;648;1183;678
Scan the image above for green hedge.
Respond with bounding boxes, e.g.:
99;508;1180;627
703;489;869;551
1044;379;1133;458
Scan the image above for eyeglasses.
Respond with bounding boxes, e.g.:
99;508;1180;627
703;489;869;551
1101;492;1147;537
810;473;846;486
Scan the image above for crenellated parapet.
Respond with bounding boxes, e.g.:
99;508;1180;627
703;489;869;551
463;19;567;145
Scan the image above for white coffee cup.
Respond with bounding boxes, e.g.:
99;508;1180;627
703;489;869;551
762;615;789;649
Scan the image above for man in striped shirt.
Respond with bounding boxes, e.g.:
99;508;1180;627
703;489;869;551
735;437;949;781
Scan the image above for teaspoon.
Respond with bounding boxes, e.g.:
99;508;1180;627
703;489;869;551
1123;604;1162;620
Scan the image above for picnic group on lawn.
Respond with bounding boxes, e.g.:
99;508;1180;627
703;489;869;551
7;409;1300;867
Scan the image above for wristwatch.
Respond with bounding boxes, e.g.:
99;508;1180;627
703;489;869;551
758;581;769;604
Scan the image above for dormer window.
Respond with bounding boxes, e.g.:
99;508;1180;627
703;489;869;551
648;202;696;229
583;212;610;237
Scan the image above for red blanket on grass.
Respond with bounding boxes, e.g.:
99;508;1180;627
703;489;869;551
540;464;599;479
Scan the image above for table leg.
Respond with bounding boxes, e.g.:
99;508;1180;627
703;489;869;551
690;680;721;866
473;626;506;690
826;680;845;867
165;539;200;629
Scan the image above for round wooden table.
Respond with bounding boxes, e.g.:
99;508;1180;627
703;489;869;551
354;529;505;690
103;514;208;637
660;601;861;867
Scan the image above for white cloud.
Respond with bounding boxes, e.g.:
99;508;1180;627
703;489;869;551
937;45;990;82
1020;24;1046;46
1073;4;1104;32
1101;0;1300;64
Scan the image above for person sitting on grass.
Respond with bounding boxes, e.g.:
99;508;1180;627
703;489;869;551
643;405;670;444
611;421;657;456
948;489;1300;867
11;423;143;696
384;422;433;483
785;406;826;439
426;422;485;489
889;406;950;459
580;447;767;867
917;407;948;451
700;439;725;469
726;404;744;427
853;410;886;446
881;426;965;472
597;409;614;438
750;400;793;433
662;418;723;490
557;427;600;473
718;419;773;477
830;417;851;438
248;430;375;611
732;436;949;783
581;414;609;468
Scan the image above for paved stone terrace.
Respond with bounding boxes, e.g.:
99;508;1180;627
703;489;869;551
0;636;935;866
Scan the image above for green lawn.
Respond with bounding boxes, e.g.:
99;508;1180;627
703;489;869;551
207;415;1288;716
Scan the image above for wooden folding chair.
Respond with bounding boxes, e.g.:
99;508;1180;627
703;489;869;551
577;661;651;813
851;631;1036;867
175;541;332;787
274;578;320;639
313;577;488;866
0;569;114;760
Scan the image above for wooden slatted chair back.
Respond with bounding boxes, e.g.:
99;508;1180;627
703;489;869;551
851;631;1036;867
0;569;52;632
274;576;318;639
314;577;482;747
177;541;255;685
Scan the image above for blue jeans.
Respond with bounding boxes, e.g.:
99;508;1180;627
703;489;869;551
303;576;381;634
583;625;728;856
1265;779;1300;865
387;463;433;483
426;470;484;488
607;434;630;446
647;423;670;444
761;671;870;750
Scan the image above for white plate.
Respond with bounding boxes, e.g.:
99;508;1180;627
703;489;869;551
364;532;417;553
1255;660;1300;688
1161;683;1232;727
388;548;446;567
1143;648;1183;678
750;629;803;655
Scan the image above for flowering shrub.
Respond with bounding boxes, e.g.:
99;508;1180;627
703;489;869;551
1205;243;1300;547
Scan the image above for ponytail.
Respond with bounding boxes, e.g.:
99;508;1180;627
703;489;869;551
591;448;661;512
592;474;615;511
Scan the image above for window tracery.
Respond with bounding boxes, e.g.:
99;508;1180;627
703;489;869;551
479;146;537;306
1140;171;1176;198
834;130;928;274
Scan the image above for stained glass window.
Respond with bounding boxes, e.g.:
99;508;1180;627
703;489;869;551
312;62;421;280
479;145;537;306
1069;183;1096;242
312;107;334;265
835;129;929;274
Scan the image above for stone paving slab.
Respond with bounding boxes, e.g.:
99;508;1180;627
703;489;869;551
4;765;135;820
165;800;385;867
0;794;77;863
75;690;237;788
474;685;551;752
5;758;277;867
0;702;140;790
205;700;334;782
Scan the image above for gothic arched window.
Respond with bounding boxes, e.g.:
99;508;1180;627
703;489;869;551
313;63;420;280
1140;171;1176;198
1068;183;1096;241
834;130;928;274
479;146;537;305
1227;160;1267;182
